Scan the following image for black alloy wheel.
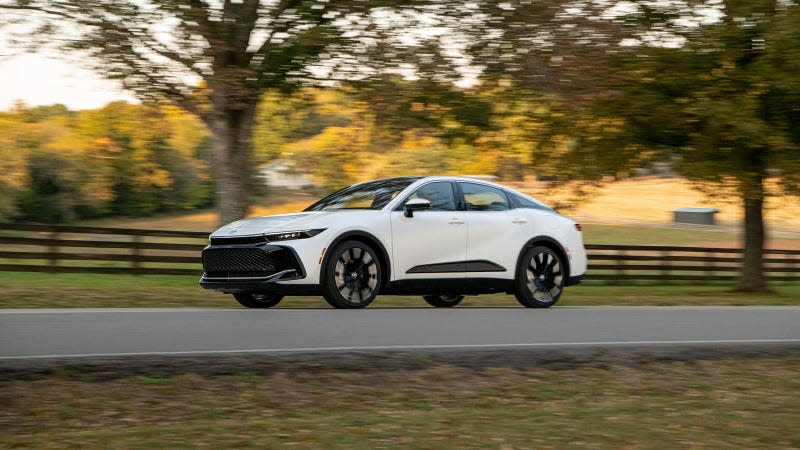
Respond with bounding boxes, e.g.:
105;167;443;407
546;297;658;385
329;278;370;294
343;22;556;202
514;246;565;308
233;292;284;308
423;294;465;307
322;241;381;309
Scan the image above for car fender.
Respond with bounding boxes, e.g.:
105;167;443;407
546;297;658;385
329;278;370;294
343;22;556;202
515;235;572;281
319;229;393;289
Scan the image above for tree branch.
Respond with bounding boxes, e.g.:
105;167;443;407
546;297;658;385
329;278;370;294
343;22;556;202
250;0;301;59
0;4;96;25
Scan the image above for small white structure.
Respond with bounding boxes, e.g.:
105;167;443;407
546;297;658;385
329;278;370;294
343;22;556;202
258;160;315;189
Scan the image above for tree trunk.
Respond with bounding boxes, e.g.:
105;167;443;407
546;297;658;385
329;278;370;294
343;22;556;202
736;152;769;292
210;104;257;226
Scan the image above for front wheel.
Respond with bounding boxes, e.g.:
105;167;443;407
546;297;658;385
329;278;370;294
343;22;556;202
514;246;565;308
233;292;284;308
423;294;464;307
322;240;382;309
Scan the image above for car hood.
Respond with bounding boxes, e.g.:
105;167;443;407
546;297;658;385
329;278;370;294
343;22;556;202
211;212;331;237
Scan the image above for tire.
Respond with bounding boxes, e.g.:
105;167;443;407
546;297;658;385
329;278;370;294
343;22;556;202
514;245;565;308
423;294;464;307
233;292;284;308
322;240;382;309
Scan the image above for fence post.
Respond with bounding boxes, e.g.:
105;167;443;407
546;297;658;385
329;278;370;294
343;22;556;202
661;249;670;284
132;234;142;275
616;249;625;284
706;249;714;280
48;231;60;269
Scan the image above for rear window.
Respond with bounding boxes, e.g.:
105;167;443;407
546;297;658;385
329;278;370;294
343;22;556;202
509;193;552;211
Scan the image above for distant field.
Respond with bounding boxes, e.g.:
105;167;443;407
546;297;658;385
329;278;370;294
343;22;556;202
3;357;799;448
1;273;798;309
523;177;800;229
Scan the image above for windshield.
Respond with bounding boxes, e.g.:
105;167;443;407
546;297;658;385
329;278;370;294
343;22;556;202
304;177;422;211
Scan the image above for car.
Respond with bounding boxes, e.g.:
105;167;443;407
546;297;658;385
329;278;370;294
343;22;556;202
200;176;586;309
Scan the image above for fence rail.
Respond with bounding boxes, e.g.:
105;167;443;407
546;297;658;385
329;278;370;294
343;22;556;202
584;243;800;282
1;223;799;282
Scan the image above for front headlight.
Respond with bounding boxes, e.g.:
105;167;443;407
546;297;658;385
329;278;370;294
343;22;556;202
265;229;326;242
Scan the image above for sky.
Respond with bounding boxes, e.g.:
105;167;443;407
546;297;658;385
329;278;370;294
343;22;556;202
0;53;136;111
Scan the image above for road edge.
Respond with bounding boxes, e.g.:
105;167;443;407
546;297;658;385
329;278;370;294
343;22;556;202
2;341;799;380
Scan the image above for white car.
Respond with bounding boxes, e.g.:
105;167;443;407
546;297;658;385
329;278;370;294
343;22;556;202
200;176;586;309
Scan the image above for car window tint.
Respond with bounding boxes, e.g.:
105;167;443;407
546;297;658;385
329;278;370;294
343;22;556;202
304;177;420;211
405;182;456;211
460;183;510;211
511;193;543;210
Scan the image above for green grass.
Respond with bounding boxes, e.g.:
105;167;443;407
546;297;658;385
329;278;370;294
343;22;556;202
1;272;798;308
2;357;799;448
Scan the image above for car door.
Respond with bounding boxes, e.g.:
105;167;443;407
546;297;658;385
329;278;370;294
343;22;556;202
390;181;467;280
459;182;531;277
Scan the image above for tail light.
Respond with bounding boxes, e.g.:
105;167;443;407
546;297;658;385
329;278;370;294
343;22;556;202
575;223;583;231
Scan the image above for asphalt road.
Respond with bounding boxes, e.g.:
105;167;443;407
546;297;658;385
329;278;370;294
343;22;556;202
2;306;799;360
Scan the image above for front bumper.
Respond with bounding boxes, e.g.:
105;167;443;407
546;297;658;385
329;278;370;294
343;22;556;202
199;242;308;293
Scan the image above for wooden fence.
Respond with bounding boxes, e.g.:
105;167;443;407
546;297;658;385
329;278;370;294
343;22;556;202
585;244;800;282
1;223;799;282
0;223;207;276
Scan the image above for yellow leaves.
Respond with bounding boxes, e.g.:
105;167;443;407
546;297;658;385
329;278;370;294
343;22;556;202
0;101;213;219
137;164;174;190
0;146;27;188
580;116;626;141
286;125;367;190
461;150;500;175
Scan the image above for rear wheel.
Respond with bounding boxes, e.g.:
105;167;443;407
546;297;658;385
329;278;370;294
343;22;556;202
423;294;464;307
233;292;284;308
514;246;565;308
322;240;382;309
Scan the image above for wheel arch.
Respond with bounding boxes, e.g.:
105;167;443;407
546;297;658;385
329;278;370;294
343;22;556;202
320;230;392;289
515;236;571;280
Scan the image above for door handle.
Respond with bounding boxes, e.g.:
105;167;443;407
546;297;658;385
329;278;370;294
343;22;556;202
512;218;527;224
449;219;465;225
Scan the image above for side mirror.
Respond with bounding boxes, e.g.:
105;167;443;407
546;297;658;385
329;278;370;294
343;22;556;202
404;198;431;217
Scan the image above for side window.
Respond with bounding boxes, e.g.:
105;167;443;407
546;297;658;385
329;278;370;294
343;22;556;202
460;183;510;211
404;182;457;211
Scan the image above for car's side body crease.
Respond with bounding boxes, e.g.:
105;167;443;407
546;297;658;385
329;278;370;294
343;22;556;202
407;260;506;273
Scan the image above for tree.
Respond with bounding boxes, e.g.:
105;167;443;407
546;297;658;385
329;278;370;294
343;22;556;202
0;101;213;222
0;0;443;224
575;1;800;291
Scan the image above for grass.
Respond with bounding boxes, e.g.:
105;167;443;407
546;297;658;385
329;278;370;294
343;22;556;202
1;272;799;308
2;357;799;448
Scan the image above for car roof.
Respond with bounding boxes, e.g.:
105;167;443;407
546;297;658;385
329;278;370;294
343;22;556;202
373;175;553;210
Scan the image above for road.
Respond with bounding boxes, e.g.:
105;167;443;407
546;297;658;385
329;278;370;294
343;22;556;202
2;306;799;360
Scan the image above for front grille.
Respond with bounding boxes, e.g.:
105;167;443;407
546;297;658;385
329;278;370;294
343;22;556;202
202;247;302;278
209;235;266;245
